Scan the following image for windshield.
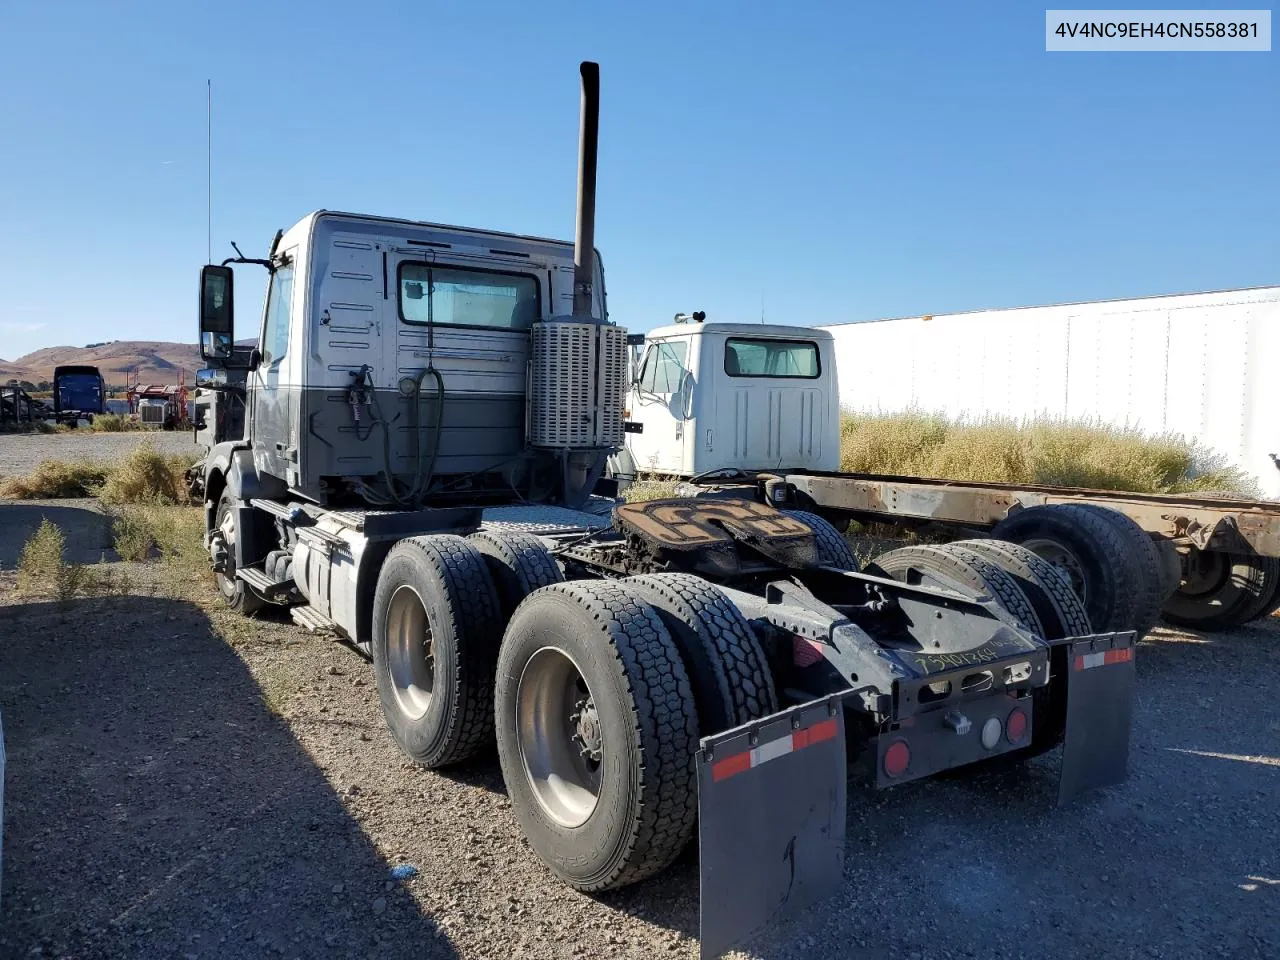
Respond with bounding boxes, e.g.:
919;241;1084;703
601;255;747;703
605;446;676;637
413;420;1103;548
57;374;103;410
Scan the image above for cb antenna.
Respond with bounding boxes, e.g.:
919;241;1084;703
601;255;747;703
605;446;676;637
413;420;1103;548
206;79;212;264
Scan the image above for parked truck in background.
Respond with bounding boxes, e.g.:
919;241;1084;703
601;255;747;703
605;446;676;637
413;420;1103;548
189;63;1138;958
617;317;1280;632
52;364;105;424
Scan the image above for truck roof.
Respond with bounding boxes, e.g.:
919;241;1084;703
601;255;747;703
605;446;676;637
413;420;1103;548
643;321;833;341
291;210;583;253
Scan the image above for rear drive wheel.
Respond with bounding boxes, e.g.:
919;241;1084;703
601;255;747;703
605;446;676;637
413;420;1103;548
624;572;777;734
991;504;1146;634
868;542;1045;637
467;529;565;620
1161;549;1280;629
371;535;502;767
783;508;859;571
963;539;1092;638
495;580;698;892
211;493;266;616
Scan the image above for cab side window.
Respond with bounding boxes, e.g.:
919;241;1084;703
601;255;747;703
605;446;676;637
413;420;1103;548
638;340;688;394
261;263;295;368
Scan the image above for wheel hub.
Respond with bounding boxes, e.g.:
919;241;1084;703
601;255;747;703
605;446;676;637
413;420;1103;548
208;530;229;573
570;697;603;763
514;646;604;828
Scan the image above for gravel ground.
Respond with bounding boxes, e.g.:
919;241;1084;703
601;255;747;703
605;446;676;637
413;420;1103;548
0;431;200;477
0;546;1277;959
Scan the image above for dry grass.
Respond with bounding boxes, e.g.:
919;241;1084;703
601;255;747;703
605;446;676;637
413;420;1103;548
98;443;198;505
89;413;143;432
109;504;207;577
0;459;112;499
623;478;679;502
17;519;89;600
839;412;1258;496
0;443;198;503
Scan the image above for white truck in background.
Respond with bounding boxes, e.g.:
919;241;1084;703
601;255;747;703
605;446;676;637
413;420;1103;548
821;285;1280;498
609;316;840;482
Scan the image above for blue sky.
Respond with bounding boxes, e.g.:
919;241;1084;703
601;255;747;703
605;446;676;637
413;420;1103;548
0;1;1275;361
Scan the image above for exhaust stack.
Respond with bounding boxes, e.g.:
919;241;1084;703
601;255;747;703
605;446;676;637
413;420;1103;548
572;61;600;317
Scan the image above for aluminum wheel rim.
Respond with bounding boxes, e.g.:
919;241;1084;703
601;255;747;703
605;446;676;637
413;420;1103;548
1023;538;1088;603
386;584;434;720
214;507;238;599
515;646;603;828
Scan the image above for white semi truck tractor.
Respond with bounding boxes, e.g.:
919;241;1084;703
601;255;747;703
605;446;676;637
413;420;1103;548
190;63;1137;958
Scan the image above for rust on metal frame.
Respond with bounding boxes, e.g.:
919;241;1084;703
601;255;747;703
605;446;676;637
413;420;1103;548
785;472;1280;557
613;498;819;568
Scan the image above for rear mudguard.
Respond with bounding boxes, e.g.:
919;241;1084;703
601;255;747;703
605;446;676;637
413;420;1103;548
1054;631;1137;805
697;693;848;960
694;632;1137;958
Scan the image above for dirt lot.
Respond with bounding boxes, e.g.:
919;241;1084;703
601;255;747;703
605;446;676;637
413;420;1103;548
0;432;199;479
0;505;1277;959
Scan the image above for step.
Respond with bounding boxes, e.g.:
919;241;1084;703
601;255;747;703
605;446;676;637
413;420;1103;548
235;567;296;599
290;605;338;633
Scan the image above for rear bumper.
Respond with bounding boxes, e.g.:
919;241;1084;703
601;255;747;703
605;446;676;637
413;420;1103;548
873;689;1033;787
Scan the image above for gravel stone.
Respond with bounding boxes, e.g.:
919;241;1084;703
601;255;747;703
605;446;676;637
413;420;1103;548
0;559;1276;960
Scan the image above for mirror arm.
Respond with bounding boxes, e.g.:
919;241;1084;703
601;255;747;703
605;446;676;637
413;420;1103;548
220;255;277;274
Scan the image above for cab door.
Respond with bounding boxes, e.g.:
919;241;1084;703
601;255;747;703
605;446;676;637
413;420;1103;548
248;253;296;482
625;336;692;474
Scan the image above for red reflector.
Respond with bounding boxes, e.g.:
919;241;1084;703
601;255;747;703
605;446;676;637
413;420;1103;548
710;751;751;782
883;739;910;778
1006;707;1028;744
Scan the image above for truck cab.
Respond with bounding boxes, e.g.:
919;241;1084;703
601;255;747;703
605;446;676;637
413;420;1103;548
617;320;840;479
195;210;612;510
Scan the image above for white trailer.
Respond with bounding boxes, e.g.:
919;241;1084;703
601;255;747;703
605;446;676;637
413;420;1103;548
822;286;1280;498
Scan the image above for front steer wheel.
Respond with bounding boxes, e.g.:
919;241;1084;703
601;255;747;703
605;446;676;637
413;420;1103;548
495;580;699;892
371;535;503;768
211;493;266;616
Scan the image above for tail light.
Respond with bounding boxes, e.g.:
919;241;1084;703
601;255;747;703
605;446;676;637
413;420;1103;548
883;739;911;778
1006;707;1028;744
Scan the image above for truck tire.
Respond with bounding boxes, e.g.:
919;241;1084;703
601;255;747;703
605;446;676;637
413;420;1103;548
868;543;1044;638
371;535;503;768
624;573;777;734
990;504;1144;635
782;508;858;571
962;539;1092;639
212;493;266;616
467;529;564;621
1161;549;1280;629
495;580;698;892
1070;504;1163;637
957;540;1093;760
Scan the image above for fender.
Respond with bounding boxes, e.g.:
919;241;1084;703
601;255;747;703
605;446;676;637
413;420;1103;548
203;441;289;571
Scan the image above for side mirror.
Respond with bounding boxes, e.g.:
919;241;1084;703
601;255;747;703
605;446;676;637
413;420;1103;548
194;368;227;389
199;264;235;361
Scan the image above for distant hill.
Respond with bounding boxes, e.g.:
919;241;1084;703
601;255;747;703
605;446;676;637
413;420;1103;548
1;341;205;386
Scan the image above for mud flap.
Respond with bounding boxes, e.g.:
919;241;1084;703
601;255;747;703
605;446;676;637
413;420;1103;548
697;692;848;960
1057;631;1137;806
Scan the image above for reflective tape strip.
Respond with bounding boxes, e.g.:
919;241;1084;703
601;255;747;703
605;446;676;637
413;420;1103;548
1073;647;1134;671
710;717;840;782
